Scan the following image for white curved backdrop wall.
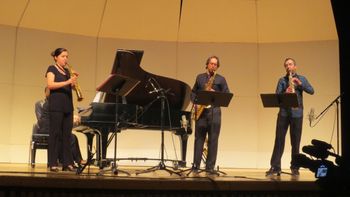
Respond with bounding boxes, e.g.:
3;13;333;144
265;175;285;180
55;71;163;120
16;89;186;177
0;0;339;169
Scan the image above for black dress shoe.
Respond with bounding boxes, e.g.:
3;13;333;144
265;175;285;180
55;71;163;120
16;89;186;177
62;165;77;172
265;167;281;176
49;166;59;172
191;167;199;173
205;169;218;176
291;169;300;176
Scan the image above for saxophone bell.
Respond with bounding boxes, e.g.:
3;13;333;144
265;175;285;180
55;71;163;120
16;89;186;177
193;71;217;120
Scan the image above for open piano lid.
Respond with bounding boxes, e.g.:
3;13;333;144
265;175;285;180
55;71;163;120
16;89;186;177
102;49;191;111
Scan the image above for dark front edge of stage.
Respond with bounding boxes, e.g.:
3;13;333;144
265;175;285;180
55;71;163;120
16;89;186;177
0;173;319;192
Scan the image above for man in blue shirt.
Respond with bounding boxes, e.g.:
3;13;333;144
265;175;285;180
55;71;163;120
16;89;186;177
190;56;230;174
266;58;314;176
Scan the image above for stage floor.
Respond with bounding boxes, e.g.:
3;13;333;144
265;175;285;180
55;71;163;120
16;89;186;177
0;163;320;192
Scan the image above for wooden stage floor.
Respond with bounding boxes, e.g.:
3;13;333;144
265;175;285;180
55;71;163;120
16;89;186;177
0;163;324;194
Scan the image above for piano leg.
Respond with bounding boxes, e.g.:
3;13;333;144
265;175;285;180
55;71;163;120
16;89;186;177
178;134;188;168
85;133;94;162
100;130;110;168
83;129;103;168
76;128;103;175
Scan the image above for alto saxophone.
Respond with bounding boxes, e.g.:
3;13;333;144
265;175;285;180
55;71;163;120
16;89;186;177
192;71;217;120
66;64;83;101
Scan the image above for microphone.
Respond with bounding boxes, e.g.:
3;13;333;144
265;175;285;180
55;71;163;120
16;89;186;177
147;77;159;94
164;88;175;96
148;88;161;94
311;139;333;150
308;108;315;126
180;115;188;132
303;144;339;159
149;78;157;90
302;145;329;159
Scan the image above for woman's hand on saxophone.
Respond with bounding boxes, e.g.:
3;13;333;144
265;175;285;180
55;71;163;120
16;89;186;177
71;69;79;77
69;75;78;86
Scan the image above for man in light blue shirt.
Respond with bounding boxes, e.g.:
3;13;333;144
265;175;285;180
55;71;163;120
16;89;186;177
266;58;314;176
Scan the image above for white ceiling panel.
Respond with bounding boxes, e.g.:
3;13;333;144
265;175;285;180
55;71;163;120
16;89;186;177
257;0;337;42
0;0;28;26
179;0;258;43
99;0;180;41
19;0;106;37
0;0;337;43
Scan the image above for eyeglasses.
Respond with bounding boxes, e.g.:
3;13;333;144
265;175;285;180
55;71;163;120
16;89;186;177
284;62;294;66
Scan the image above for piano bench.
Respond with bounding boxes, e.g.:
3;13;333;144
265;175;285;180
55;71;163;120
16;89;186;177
30;133;49;168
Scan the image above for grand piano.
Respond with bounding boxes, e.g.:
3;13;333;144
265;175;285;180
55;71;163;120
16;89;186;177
79;49;192;168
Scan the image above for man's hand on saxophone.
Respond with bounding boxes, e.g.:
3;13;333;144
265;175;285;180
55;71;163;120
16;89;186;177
292;77;302;86
286;75;303;93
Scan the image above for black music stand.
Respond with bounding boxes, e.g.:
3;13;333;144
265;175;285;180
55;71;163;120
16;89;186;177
185;90;233;176
260;93;299;108
260;93;299;176
135;82;183;176
96;74;139;176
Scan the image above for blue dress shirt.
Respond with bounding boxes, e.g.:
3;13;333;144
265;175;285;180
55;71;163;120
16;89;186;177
276;73;314;118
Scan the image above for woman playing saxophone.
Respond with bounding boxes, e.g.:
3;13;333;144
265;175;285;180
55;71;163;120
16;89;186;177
45;48;80;172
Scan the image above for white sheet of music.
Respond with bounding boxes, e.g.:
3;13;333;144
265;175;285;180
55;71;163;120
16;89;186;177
92;91;105;103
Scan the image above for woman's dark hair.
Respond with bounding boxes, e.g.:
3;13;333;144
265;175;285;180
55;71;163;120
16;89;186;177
205;55;220;68
51;48;68;57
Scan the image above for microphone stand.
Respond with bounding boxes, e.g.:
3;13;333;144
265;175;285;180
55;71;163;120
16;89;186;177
181;96;199;176
136;79;182;176
313;95;341;154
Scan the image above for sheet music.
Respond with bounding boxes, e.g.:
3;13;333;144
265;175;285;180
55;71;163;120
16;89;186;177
93;91;105;103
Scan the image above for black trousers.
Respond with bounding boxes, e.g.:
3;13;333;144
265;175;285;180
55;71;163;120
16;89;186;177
193;108;221;170
48;111;74;167
57;134;82;164
270;115;303;170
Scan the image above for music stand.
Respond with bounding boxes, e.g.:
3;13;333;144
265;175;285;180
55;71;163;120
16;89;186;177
186;90;233;176
260;93;299;108
260;93;299;176
96;74;139;175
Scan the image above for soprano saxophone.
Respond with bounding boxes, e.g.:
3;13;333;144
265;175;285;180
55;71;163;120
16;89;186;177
66;64;83;101
288;71;295;93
